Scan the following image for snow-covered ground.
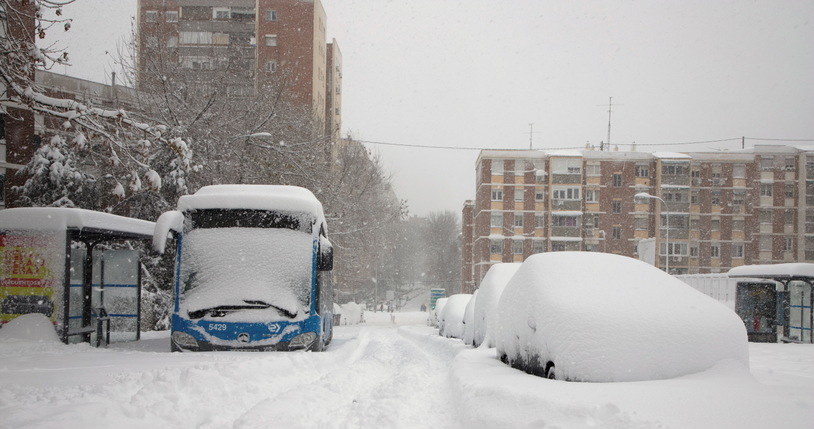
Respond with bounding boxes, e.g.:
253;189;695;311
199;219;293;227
1;311;813;428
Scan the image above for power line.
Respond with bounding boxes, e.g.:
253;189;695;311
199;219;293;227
357;136;813;152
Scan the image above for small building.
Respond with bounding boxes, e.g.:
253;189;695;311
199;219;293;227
0;208;155;344
678;263;814;343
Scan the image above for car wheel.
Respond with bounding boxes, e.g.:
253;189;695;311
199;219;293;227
546;363;556;380
171;342;181;353
312;335;325;352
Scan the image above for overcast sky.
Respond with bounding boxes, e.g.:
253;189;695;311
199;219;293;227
46;0;814;216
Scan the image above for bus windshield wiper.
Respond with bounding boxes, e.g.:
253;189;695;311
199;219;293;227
188;300;297;320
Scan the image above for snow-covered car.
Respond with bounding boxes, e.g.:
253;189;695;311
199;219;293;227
439;294;471;338
462;290;478;345
472;263;522;347
496;252;749;382
429;297;448;327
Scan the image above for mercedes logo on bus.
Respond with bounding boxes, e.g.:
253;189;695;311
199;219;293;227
237;333;250;343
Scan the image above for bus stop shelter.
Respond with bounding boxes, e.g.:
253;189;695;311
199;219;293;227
728;263;814;343
0;208;155;345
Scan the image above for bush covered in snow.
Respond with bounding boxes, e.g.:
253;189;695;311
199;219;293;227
472;263;521;347
496;252;748;382
462;290;478;345
439;294;471;339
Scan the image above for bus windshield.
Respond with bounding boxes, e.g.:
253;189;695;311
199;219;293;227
179;222;314;323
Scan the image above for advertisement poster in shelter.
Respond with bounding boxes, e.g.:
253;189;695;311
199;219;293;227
0;233;64;324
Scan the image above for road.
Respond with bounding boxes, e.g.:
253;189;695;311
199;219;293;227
2;311;814;428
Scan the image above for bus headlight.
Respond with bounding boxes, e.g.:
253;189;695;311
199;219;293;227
289;332;317;349
172;331;198;348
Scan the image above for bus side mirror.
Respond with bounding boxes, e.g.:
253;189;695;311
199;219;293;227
318;243;334;271
153;211;184;254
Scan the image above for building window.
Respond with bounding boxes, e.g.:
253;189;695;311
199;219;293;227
490;240;503;254
180;31;213;45
711;189;721;205
663;163;689;176
213;7;230;19
585;189;598;203
690;245;699;257
265;10;278;21
611;226;621;239
535;190;545;202
552;187;580;200
662;242;688;256
551;158;581;175
760;236;772;251
635;217;648;230
785;184;796;198
784;237;793;251
761;184;773;197
265;60;278;72
491;159;504;175
552;216;579;227
612;200;621;214
711;219;720;231
733;219;745;231
691;189;699;204
586;164;601;176
552;242;567;252
760;210;772;224
533;240;545;253
490;213;502;228
491;188;503;201
760;156;774;170
635;164;649;178
732;190;745;205
785;157;796;171
514;214;524;228
512;240;523;254
711;244;720;258
264;34;278;47
167;36;178;48
514;188;524;202
145;10;158;22
733;164;746;178
166;10;179;22
612;174;622;187
514;160;529;175
535;215;544;228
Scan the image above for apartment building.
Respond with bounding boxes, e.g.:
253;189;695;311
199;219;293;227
461;145;814;292
136;0;340;134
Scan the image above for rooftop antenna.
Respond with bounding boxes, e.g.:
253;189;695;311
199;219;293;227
598;97;622;151
528;123;534;149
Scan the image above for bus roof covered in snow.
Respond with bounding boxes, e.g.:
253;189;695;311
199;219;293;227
0;207;155;239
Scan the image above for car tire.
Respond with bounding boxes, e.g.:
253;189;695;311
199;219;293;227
171;342;181;353
312;335;325;352
546;363;556;380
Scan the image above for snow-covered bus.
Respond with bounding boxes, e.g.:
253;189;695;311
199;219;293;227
153;185;334;352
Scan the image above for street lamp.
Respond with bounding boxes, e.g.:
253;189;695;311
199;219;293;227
634;192;670;274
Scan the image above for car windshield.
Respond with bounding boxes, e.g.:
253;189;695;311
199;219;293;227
179;226;314;321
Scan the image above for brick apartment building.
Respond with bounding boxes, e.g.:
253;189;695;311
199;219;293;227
136;0;341;137
461;145;814;293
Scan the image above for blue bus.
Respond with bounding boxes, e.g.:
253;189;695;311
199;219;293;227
154;185;334;352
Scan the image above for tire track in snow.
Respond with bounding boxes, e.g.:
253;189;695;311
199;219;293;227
233;326;462;429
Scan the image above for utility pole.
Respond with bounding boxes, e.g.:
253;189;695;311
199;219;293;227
529;123;534;149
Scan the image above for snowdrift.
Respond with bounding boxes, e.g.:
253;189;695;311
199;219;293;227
0;313;59;343
429;297;447;327
439;294;472;339
496;252;748;382
472;263;521;347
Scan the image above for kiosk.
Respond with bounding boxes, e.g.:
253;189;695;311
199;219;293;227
0;208;155;345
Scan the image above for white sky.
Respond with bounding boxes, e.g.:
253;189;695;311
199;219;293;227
45;0;814;216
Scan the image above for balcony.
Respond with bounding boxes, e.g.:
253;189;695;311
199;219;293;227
551;173;582;184
551;226;581;237
661;175;691;187
551;200;581;211
660;228;689;239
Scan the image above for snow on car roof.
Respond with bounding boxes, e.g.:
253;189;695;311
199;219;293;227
0;207;155;237
178;185;326;226
728;263;814;279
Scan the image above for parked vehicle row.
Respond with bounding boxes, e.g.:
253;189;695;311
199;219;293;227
433;252;749;382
